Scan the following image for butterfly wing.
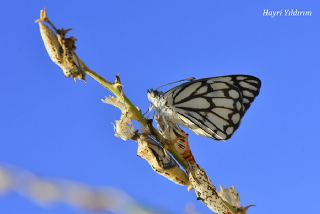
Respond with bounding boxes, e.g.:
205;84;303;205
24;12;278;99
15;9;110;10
206;75;261;112
162;75;261;140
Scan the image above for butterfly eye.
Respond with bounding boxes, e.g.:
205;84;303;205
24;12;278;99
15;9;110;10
147;90;161;101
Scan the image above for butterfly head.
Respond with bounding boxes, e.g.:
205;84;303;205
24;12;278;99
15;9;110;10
147;89;164;108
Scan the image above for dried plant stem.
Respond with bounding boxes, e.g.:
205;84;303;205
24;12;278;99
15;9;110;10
37;9;253;214
84;67;245;214
84;65;189;170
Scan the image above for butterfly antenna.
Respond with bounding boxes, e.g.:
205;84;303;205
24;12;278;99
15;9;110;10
156;77;196;90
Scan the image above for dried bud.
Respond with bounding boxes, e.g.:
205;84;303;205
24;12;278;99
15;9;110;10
37;11;63;67
37;9;85;81
137;135;191;188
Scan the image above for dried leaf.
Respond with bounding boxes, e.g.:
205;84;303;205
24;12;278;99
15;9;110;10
103;96;135;140
114;117;135;141
102;96;127;113
219;186;240;208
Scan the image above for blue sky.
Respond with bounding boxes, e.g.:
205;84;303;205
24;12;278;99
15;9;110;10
0;1;319;213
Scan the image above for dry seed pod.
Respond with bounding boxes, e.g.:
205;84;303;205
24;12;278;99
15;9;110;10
137;135;191;188
37;17;63;66
37;9;85;81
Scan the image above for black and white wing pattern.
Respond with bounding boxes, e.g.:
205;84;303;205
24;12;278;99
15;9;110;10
152;75;261;141
205;75;261;113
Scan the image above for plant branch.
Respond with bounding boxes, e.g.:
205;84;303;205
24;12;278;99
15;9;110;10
83;64;189;169
36;8;253;214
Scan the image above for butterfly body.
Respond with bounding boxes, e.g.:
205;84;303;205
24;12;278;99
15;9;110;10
147;90;178;122
147;75;261;141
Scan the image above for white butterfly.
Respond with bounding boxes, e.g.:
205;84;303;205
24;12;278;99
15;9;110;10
147;75;261;141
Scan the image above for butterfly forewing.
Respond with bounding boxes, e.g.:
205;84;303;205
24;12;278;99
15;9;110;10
206;75;261;112
151;75;261;141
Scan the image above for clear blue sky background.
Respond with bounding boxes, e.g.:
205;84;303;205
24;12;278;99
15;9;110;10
0;1;319;213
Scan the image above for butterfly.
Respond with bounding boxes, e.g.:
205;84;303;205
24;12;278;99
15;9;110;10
147;75;261;141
